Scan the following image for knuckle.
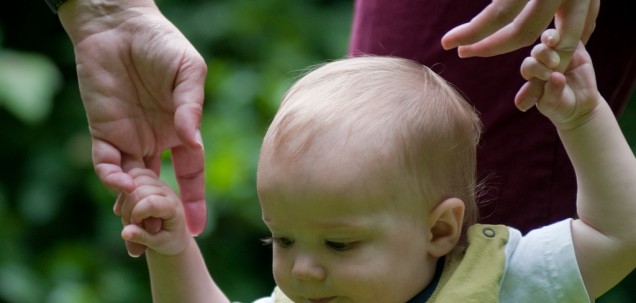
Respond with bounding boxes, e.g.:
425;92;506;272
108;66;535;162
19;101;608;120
490;5;518;26
516;30;540;47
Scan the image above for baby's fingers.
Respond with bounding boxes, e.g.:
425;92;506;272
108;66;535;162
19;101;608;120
122;225;156;252
520;57;553;81
515;79;543;111
531;43;560;69
130;195;174;225
121;224;188;256
535;72;577;125
539;72;568;111
124;237;147;258
521;43;560;80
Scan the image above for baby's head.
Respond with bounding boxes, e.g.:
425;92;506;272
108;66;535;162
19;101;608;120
256;56;482;302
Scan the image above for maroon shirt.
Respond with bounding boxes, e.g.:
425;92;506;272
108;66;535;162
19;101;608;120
349;0;636;233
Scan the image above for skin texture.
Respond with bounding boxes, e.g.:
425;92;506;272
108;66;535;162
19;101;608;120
520;30;636;298
56;0;600;257
119;48;635;301
120;169;230;303
56;0;633;299
441;0;600;112
57;0;207;256
257;130;463;303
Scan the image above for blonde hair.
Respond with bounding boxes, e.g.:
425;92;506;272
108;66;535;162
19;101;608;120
260;56;482;230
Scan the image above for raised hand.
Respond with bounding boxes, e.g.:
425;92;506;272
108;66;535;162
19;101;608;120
516;29;601;129
441;0;599;113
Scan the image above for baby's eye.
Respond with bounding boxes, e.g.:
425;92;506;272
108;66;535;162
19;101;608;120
325;241;358;252
261;236;294;248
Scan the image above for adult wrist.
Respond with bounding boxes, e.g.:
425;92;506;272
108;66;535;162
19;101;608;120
44;0;67;13
57;0;160;45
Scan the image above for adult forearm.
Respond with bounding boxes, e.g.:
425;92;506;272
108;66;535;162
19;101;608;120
146;237;231;303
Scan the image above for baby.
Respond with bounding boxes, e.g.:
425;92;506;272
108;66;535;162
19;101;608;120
117;29;636;302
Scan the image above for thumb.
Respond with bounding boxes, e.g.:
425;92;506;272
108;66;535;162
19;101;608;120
92;139;135;193
122;225;152;257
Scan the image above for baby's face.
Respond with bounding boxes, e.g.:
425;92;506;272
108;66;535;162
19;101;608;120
258;139;438;303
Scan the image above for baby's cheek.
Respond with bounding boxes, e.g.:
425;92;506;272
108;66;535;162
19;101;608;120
271;253;292;292
271;249;285;271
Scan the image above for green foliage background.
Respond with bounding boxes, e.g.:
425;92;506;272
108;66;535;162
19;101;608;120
0;0;633;302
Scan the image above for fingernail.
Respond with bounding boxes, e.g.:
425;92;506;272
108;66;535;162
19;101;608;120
195;129;204;150
549;53;560;67
518;97;537;112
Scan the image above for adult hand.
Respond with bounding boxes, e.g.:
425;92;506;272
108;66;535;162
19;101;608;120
58;0;208;236
441;0;599;62
441;0;599;112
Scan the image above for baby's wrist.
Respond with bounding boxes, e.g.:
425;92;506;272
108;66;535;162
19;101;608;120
552;97;606;131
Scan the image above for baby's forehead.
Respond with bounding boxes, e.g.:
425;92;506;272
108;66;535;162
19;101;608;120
258;138;429;215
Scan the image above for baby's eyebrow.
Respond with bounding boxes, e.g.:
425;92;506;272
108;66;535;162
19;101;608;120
311;216;387;233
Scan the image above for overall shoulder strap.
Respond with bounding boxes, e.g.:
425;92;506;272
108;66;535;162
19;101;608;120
428;224;510;303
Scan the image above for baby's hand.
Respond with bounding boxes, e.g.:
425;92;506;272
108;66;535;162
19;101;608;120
120;168;190;256
515;29;603;130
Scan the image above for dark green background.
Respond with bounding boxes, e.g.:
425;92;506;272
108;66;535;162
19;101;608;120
0;0;633;302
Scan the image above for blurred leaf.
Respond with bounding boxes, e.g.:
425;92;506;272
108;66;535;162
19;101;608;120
0;185;6;217
17;148;70;224
0;263;45;303
46;281;100;303
0;50;61;124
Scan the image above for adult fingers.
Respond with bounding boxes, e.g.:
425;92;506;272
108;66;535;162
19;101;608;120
580;0;599;44
114;192;124;215
441;0;527;49
171;144;206;236
173;49;206;150
444;0;561;57
553;0;590;72
170;50;207;236
92;138;135;193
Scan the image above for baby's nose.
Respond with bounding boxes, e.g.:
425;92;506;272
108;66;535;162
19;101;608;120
291;253;326;281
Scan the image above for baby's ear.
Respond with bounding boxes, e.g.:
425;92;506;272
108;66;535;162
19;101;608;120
427;198;464;257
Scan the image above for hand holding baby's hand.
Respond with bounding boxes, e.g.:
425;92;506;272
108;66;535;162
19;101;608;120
515;29;602;130
119;168;190;257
